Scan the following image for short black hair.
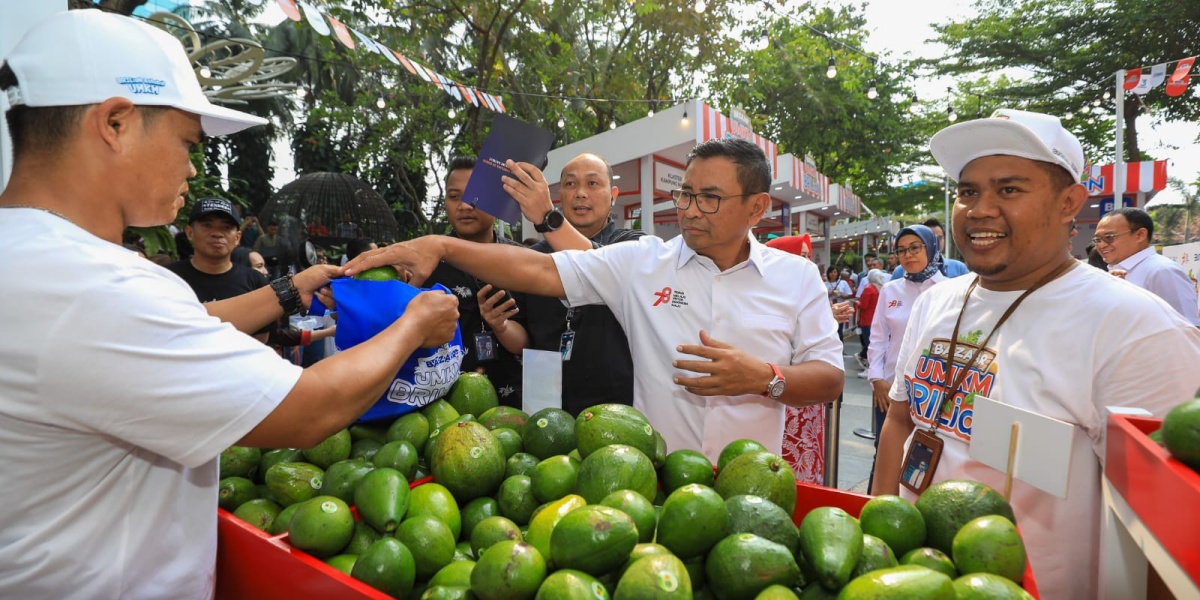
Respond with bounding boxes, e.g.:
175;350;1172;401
447;156;476;180
1107;207;1154;240
345;237;376;261
1038;161;1079;192
922;217;943;230
864;252;878;259
686;138;771;196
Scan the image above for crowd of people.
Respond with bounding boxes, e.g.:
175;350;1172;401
2;8;1200;600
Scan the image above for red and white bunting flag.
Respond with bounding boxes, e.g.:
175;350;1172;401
1148;63;1168;88
410;62;434;83
297;1;330;36
276;0;301;21
393;52;418;76
457;84;477;106
1123;68;1142;90
476;90;496;111
491;95;506;113
327;16;355;49
1167;57;1195;97
350;29;381;54
1170;57;1195;82
376;43;400;66
438;74;461;100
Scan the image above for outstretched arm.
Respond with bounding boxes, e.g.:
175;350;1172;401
344;235;567;298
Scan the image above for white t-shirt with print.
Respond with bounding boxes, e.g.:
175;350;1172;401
0;210;302;599
552;234;843;460
887;263;1200;600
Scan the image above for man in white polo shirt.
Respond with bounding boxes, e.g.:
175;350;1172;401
347;138;845;459
1095;206;1200;325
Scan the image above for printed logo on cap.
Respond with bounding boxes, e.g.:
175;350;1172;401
116;77;166;96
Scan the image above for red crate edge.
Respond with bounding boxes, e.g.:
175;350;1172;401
1106;414;1200;584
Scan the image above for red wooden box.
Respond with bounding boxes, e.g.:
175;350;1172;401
1105;414;1200;584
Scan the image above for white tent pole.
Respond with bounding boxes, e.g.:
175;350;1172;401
1114;70;1126;205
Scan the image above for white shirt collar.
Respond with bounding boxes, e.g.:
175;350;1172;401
1112;246;1156;272
676;232;767;277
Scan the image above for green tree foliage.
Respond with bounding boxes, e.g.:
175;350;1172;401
930;0;1200;162
707;5;923;215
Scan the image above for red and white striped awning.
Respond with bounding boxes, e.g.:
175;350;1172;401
1085;160;1168;197
697;103;779;178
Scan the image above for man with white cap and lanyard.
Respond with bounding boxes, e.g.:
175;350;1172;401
870;109;1200;599
0;10;458;598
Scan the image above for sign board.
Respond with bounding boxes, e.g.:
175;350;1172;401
969;396;1074;498
728;106;753;141
1098;195;1135;219
654;160;684;194
805;212;822;237
1161;241;1200;309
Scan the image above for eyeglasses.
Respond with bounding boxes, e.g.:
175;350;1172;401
1092;230;1135;245
669;189;751;214
896;243;926;257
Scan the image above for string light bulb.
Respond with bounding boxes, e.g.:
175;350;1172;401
947;105;958;122
1092;98;1102;107
694;0;706;13
909;94;920;113
826;56;837;79
866;79;878;100
609;120;616;130
448;108;456;119
647;108;655;117
296;87;307;98
376;97;386;109
557;116;565;128
1065;110;1073;120
681;104;689;125
198;65;211;78
1103;90;1111;100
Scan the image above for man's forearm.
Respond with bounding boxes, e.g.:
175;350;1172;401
206;286;282;334
442;238;566;297
776;361;844;407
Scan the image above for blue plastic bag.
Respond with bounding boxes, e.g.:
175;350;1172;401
331;277;464;422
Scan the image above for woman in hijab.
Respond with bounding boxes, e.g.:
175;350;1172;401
863;225;947;492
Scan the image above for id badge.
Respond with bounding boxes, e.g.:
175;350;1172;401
900;428;944;495
559;331;576;361
474;332;497;362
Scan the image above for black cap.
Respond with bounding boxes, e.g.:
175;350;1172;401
188;197;241;226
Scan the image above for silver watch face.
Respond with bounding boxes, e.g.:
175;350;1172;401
767;379;785;399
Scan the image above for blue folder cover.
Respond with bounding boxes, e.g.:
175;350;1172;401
462;114;556;224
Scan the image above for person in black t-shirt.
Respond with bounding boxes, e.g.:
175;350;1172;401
168;198;270;339
422;157;528;407
512;153;644;415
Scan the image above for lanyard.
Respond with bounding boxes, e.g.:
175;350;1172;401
931;258;1077;434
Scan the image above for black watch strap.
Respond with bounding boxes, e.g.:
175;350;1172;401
270;276;303;316
535;208;565;233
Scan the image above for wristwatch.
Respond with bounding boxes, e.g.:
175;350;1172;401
270;276;304;316
534;207;565;233
764;363;786;400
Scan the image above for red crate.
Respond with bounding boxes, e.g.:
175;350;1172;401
218;477;1037;597
789;481;1040;598
1106;414;1200;584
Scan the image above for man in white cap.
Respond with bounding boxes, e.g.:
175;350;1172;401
0;10;458;598
871;109;1200;599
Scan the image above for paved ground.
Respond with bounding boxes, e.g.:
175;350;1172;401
830;332;878;493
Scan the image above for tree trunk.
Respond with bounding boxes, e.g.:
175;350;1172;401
1123;100;1141;162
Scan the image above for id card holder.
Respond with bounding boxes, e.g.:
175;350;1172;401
474;332;497;362
559;331;576;361
900;428;944;495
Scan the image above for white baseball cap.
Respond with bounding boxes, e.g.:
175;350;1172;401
2;10;266;136
929;109;1084;181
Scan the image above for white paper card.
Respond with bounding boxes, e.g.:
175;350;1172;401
522;349;562;414
1105;405;1153;417
969;395;1074;499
